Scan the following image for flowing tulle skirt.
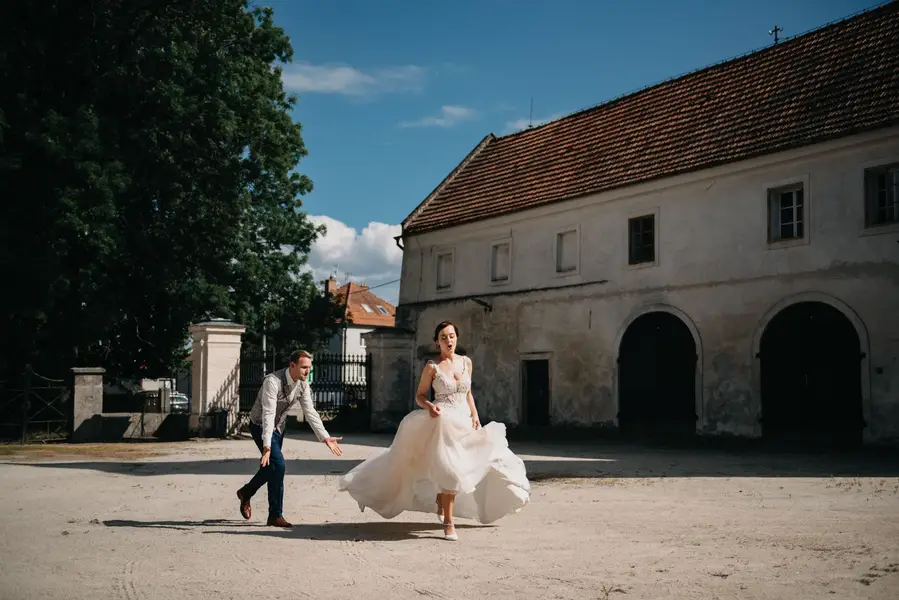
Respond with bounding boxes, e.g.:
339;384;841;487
337;404;530;524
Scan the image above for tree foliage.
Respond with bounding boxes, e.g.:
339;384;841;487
0;0;344;378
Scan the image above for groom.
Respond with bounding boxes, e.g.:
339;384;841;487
236;349;344;527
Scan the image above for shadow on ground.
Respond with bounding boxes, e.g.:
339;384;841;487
101;518;484;541
11;440;899;478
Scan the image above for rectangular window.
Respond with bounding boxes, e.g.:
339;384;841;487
376;305;389;315
490;241;511;282
555;229;577;273
864;163;899;228
360;303;374;313
768;183;805;242
628;215;655;265
436;251;453;291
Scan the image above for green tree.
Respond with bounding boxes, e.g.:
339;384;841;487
0;0;344;379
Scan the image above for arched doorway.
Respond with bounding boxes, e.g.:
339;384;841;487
617;312;698;437
759;301;864;446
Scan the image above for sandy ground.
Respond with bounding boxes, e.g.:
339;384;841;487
1;433;898;600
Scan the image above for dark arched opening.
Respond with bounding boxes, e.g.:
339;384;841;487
759;301;864;446
618;312;698;437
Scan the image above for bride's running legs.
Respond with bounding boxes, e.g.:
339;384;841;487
438;492;457;541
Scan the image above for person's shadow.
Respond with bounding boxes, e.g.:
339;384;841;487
102;519;488;541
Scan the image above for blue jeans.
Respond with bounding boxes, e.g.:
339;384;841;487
243;423;285;519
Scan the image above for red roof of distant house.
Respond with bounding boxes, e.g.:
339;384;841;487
402;2;899;235
328;278;396;327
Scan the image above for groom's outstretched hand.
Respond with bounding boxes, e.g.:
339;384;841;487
324;436;343;456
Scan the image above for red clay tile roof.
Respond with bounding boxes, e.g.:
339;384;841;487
402;2;899;235
333;282;396;328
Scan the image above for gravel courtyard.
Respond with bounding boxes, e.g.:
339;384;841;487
1;433;898;600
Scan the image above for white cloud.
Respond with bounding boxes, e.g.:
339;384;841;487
282;62;426;97
399;105;478;128
505;112;569;133
305;215;402;304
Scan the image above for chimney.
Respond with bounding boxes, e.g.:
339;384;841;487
357;281;369;291
324;275;338;295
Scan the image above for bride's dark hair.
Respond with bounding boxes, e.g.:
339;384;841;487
433;320;459;342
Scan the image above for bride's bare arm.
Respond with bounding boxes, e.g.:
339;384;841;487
415;363;436;410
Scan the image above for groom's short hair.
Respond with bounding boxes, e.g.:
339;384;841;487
288;349;313;364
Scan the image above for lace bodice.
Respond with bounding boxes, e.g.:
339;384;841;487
429;356;471;406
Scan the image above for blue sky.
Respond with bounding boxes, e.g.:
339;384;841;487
275;0;878;303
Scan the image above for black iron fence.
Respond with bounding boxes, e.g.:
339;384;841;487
238;349;278;413
309;352;371;416
0;367;71;443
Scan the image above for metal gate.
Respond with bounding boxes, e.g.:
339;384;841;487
309;353;371;421
237;349;372;430
0;367;72;443
238;349;277;413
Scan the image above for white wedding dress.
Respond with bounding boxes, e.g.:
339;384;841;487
337;356;530;524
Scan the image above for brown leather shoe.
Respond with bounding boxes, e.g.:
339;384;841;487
267;516;293;528
236;488;251;520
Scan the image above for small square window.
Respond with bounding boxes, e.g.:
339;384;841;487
376;305;389;315
555;229;578;273
628;215;655;265
491;241;511;282
768;183;805;242
864;163;899;228
436;251;454;291
360;303;374;313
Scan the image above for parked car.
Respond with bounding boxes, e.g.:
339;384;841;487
169;392;190;414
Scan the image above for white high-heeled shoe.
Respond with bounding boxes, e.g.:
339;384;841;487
443;524;458;541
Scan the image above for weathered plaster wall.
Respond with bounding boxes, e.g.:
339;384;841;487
362;329;416;431
394;127;899;443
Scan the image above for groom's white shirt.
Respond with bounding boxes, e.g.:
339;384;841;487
249;368;330;448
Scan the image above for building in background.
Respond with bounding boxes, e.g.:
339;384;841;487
324;276;396;356
387;3;899;445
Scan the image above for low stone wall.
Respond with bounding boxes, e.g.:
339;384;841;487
74;412;192;442
72;353;239;442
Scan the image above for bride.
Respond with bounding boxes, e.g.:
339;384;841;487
337;320;530;541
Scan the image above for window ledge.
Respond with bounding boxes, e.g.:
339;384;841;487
766;236;809;250
627;259;658;270
859;221;899;238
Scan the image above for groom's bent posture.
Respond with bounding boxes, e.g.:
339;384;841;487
236;349;343;527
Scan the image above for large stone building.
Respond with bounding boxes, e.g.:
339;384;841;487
375;3;899;445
